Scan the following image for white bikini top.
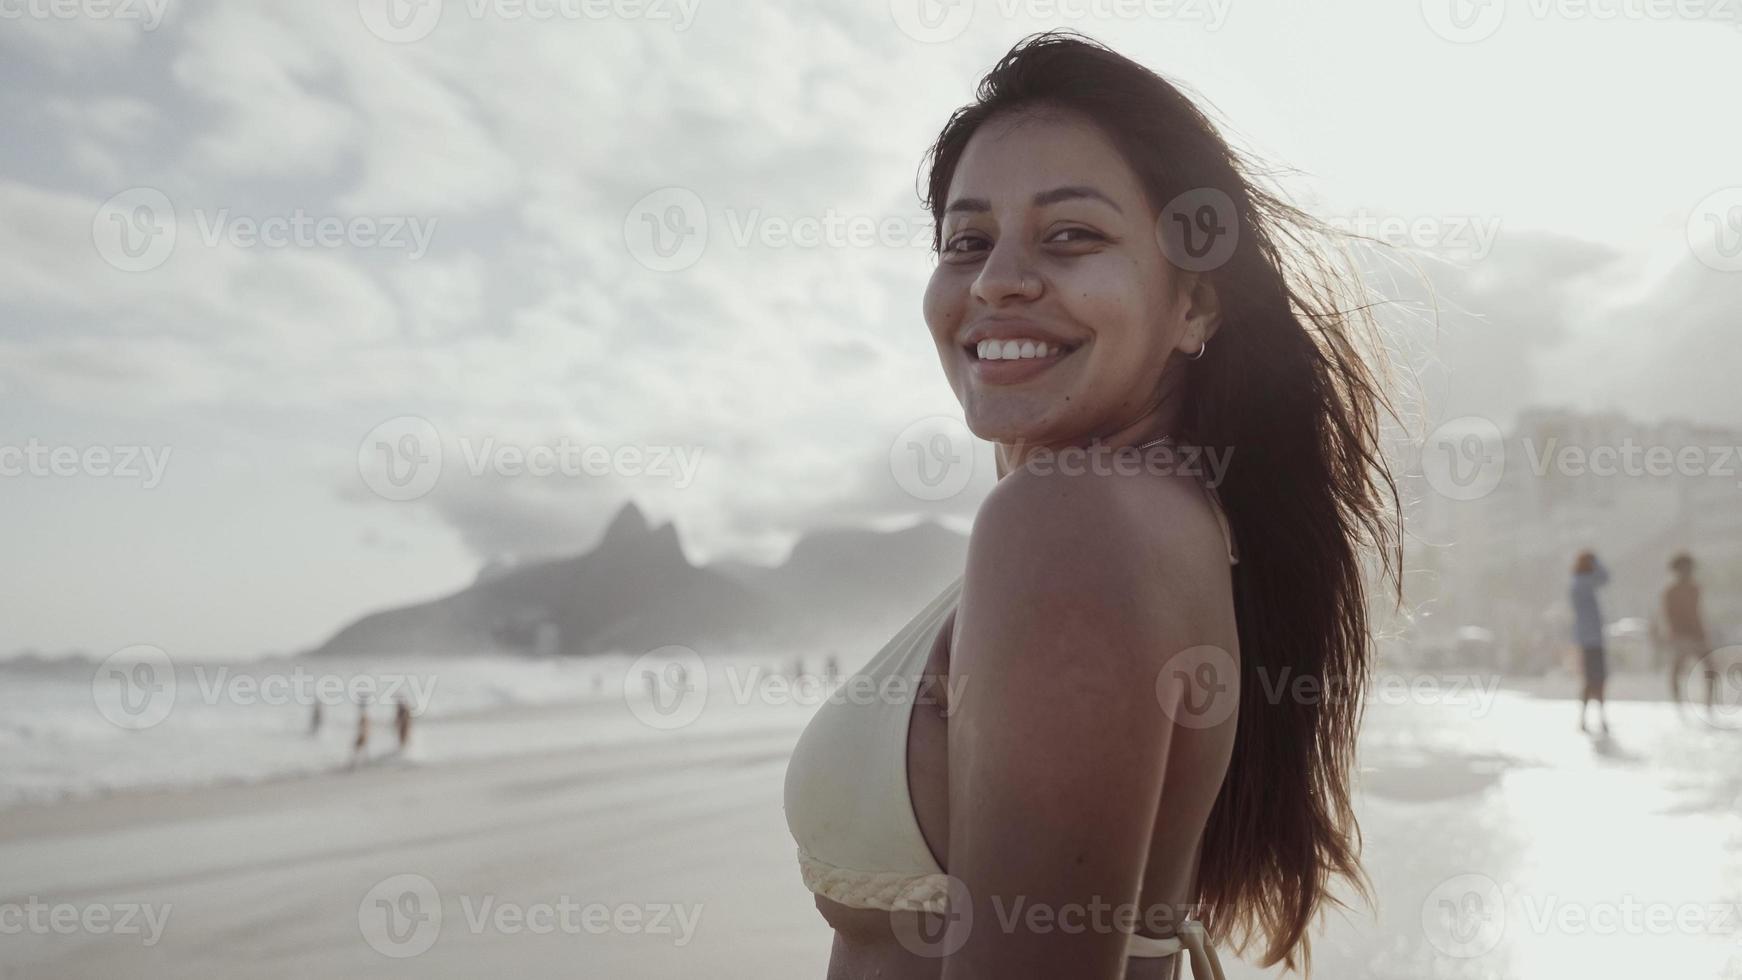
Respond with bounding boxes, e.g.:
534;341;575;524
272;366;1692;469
782;481;1237;970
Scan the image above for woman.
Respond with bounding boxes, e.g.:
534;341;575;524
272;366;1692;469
1570;550;1610;734
785;32;1400;978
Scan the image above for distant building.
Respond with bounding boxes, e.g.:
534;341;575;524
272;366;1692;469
1401;407;1742;671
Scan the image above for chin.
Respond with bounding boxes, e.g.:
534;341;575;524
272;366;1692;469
961;399;1071;446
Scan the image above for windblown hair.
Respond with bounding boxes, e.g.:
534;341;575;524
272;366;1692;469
920;32;1403;973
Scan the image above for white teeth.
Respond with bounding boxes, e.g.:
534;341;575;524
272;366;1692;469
976;338;1061;360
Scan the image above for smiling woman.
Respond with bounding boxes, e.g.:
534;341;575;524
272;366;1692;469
783;30;1403;980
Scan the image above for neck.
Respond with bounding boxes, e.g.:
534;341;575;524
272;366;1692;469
995;400;1182;478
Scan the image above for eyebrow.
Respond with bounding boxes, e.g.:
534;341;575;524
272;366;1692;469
943;185;1124;216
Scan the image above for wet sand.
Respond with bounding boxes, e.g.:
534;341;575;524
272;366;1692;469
2;676;1739;979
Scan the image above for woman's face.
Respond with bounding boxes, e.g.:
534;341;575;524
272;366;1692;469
923;107;1215;449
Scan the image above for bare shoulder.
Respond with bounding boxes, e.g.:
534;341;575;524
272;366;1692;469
955;464;1235;683
969;462;1230;605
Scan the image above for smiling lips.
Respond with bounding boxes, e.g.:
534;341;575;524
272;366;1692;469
962;335;1081;384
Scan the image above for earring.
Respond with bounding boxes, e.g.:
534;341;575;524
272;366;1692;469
1186;337;1209;360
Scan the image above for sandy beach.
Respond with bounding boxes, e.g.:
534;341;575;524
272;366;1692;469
0;716;827;980
3;675;1740;979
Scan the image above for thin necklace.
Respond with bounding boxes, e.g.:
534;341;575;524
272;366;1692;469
1131;434;1174;452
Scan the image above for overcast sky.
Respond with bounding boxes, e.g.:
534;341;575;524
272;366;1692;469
2;0;1738;659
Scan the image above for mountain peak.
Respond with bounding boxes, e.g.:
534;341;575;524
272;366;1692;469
592;500;689;569
599;499;651;547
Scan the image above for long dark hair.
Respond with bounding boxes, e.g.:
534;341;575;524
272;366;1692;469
920;32;1403;972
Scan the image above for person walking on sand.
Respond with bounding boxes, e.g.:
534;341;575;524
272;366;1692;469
350;696;371;769
1571;550;1611;734
1662;552;1716;713
393;696;412;755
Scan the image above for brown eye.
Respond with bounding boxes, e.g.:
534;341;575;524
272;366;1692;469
942;233;990;258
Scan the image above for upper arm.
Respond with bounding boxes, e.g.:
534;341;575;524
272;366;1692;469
939;471;1229;978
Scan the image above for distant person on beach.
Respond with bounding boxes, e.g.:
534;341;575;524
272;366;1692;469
393;696;412;754
350;697;370;769
1662;552;1716;713
1571;550;1611;734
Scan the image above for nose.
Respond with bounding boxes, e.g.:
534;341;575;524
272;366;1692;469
970;236;1042;307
